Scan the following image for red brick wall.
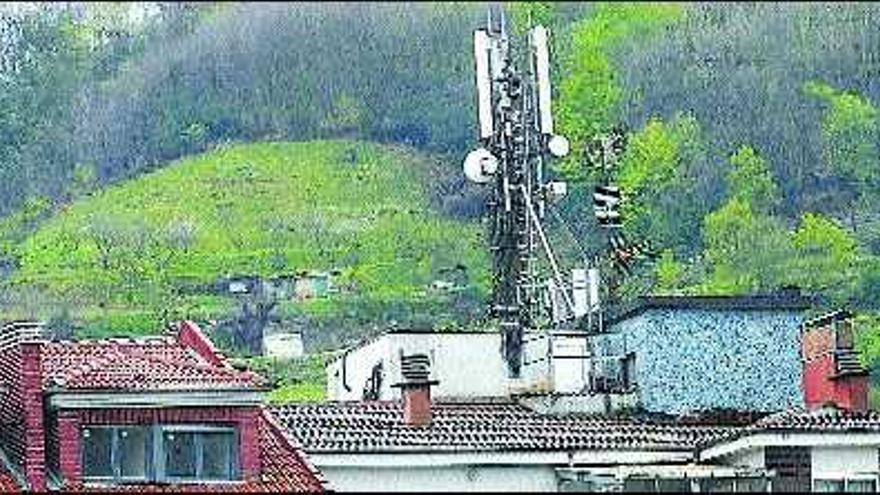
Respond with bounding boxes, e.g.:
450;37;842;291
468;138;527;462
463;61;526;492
803;354;837;408
834;374;869;411
803;353;868;411
20;342;46;491
56;411;80;489
0;344;24;469
801;326;833;362
402;386;433;426
56;407;263;487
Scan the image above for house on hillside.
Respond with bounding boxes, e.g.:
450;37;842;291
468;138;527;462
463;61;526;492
276;311;880;492
0;320;325;492
219;271;339;301
327;293;813;414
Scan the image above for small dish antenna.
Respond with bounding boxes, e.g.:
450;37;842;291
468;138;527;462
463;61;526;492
463;148;499;184
548;135;570;158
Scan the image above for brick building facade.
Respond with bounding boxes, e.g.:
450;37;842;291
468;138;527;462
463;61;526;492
0;321;324;492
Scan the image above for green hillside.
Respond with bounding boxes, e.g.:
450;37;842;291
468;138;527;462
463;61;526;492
8;140;490;340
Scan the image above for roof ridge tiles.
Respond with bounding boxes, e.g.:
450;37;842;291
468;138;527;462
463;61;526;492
44;335;266;391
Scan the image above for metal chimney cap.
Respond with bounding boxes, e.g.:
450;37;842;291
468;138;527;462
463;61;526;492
394;353;438;388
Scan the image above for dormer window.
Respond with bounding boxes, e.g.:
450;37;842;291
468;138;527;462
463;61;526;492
83;426;149;482
161;426;238;481
82;425;239;484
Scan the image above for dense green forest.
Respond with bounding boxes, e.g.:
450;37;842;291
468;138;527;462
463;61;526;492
2;2;880;398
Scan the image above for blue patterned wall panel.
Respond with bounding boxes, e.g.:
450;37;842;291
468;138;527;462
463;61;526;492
596;309;804;414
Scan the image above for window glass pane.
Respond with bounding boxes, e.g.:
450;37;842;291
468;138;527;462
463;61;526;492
815;479;845;492
736;477;769;492
846;480;876;493
163;431;197;479
774;477;811;493
118;427;148;479
657;478;689;492
82;427;113;478
623;478;655;493
702;478;735;493
202;432;236;480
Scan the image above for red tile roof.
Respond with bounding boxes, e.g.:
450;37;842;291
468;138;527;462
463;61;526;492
271;400;742;453
0;443;22;492
0;322;324;493
0;466;19;493
41;337;265;392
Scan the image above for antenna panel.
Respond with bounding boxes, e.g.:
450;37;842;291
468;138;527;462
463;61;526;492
531;25;553;135
474;30;494;139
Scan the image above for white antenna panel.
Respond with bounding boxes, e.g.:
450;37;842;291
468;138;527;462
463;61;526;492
571;268;588;318
548;277;573;323
473;30;494;139
588;268;601;314
531;25;553;135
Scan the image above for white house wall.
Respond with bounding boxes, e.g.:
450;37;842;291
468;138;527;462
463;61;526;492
327;333;508;401
811;446;878;479
326;335;389;401
551;334;590;394
319;465;558;493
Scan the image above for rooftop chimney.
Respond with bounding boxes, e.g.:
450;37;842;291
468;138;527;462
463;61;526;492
392;353;438;427
801;311;869;411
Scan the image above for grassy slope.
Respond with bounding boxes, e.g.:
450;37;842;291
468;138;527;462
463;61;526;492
10;140;490;337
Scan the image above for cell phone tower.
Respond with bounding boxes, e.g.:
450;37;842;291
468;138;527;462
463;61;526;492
463;6;574;378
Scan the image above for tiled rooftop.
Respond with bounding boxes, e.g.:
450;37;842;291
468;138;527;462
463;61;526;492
41;336;266;392
695;406;880;452
271;400;743;453
751;406;880;432
0;465;18;492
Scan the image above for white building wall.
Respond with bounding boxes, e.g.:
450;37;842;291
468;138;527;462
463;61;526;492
327;331;593;400
263;332;304;360
326;333;507;401
387;333;507;399
326;336;389;401
811;446;878;478
551;334;589;394
319;465;559;493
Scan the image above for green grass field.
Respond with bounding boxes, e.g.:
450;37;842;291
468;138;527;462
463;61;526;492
3;139;490;343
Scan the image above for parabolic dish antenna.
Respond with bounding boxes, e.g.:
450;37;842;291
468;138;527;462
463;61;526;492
463;148;499;184
548;135;570;158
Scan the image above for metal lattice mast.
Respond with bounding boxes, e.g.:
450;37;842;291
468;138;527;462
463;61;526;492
464;8;571;378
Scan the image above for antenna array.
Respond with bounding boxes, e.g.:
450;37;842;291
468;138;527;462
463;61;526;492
463;7;572;378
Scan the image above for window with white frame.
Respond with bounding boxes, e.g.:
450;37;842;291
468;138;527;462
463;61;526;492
622;475;770;493
81;425;239;484
813;477;877;493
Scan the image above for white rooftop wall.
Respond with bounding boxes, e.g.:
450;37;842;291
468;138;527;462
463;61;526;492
327;331;592;401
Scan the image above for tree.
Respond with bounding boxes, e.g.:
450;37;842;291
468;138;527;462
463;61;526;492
727;145;780;214
654;249;685;294
786;213;859;301
555;2;683;177
697;145;791;293
804;81;880;250
699;198;793;294
616;114;717;258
